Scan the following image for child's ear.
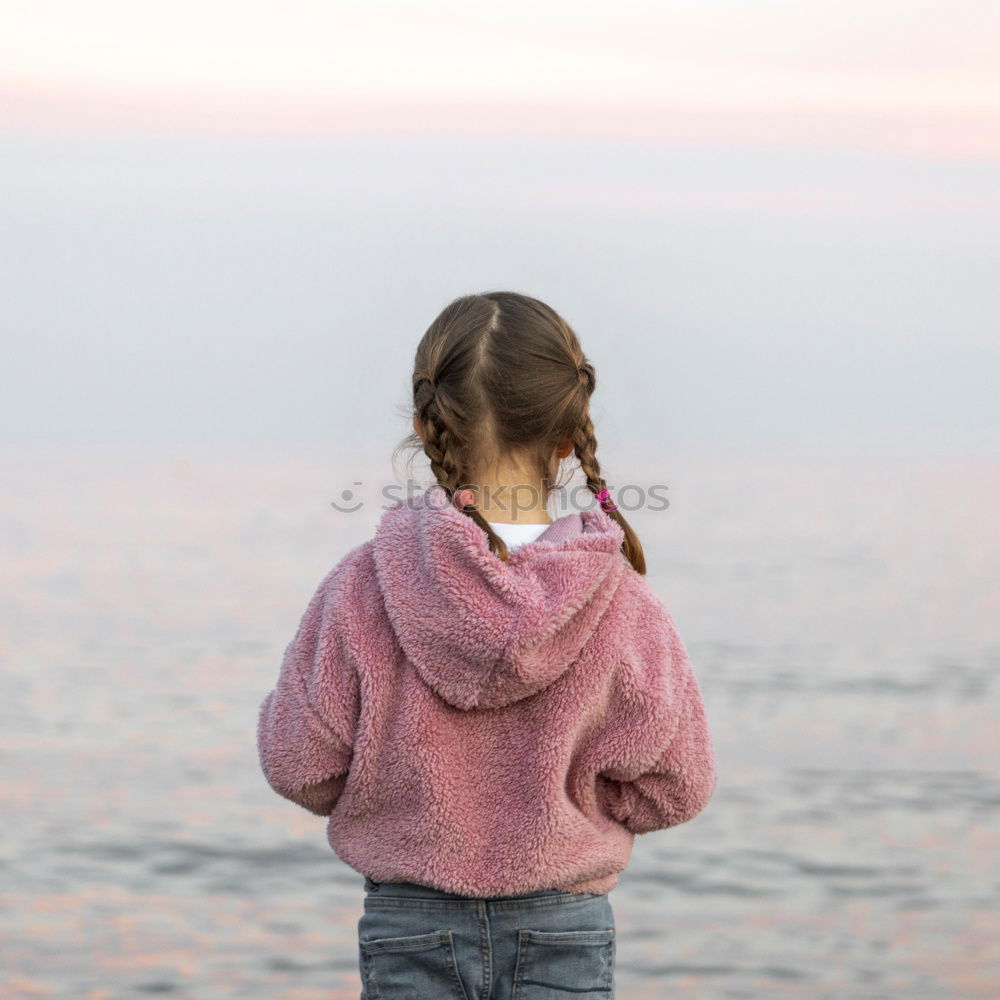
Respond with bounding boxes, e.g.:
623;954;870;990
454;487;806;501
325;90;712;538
556;437;573;460
413;416;425;441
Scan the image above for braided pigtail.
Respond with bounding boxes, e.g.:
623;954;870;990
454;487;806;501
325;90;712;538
413;374;511;562
573;402;647;576
396;291;648;572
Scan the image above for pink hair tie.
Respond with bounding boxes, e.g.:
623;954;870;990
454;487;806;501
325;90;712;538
453;488;476;509
594;487;618;512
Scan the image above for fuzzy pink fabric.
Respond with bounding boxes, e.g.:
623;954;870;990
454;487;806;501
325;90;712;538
257;484;717;897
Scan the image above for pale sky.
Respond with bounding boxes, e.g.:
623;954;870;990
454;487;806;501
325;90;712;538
2;1;999;156
3;0;998;106
1;2;997;452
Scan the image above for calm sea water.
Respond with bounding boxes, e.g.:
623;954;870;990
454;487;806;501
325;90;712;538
1;442;997;999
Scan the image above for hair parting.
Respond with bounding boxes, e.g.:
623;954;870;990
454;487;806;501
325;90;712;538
392;291;646;574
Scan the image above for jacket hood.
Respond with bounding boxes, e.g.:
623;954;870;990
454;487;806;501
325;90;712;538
372;484;628;710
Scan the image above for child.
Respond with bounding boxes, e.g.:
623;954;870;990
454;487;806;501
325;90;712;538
257;291;718;999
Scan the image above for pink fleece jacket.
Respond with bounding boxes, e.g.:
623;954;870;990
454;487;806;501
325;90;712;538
256;484;717;897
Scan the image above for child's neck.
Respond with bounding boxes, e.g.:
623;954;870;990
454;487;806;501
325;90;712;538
463;467;552;525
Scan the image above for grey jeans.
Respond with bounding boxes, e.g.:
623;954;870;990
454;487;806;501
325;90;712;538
358;875;616;999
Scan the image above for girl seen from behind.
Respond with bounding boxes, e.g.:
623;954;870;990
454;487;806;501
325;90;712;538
257;290;718;999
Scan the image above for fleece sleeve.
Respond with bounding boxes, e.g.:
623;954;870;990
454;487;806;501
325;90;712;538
256;561;361;817
595;581;717;836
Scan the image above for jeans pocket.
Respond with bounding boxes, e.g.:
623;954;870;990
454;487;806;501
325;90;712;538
512;927;616;998
359;930;470;1000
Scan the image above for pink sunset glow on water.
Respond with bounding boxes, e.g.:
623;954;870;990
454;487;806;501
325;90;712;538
1;444;997;996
